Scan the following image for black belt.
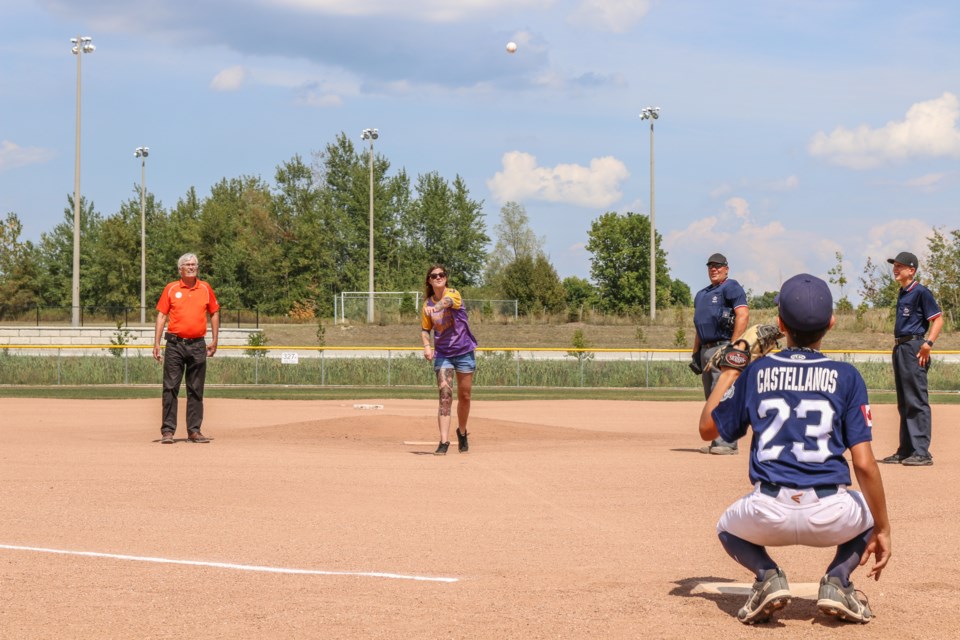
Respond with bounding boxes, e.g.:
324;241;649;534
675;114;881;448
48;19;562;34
894;334;925;346
759;481;838;498
165;332;205;345
701;340;730;350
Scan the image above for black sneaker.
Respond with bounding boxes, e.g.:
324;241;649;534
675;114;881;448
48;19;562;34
434;441;450;456
901;454;933;466
879;453;908;464
456;429;469;453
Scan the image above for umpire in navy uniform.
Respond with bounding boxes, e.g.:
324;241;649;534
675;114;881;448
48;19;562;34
881;251;943;467
691;253;749;454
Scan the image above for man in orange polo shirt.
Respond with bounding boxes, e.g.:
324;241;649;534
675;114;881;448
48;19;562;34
153;252;220;444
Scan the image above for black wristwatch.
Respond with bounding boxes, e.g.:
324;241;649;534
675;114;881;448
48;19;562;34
926;340;934;348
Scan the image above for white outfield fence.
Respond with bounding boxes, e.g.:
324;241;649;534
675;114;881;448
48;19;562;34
333;292;517;324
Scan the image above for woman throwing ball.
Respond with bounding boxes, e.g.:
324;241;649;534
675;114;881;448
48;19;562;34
420;264;478;455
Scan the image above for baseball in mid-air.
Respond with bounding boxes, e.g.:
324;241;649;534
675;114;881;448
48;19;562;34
506;41;517;54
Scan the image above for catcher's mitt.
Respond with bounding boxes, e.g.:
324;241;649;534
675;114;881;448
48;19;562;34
705;324;783;373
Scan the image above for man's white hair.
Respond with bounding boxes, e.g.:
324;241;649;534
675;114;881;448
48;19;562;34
177;253;199;270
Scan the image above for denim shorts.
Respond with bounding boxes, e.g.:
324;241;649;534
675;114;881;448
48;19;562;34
433;351;476;373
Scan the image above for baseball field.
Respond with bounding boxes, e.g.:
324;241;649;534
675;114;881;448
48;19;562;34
1;397;957;639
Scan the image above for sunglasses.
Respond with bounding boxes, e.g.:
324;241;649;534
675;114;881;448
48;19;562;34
429;272;447;280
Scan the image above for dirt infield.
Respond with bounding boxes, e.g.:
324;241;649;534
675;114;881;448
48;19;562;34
1;398;957;639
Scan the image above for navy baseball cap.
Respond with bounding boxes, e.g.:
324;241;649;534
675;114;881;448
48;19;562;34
887;251;918;269
706;253;727;266
776;274;833;332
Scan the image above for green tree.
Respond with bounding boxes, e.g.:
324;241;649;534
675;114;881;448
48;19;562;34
35;196;102;309
585;211;671;314
563;276;596;310
485;201;544;288
749;291;778;309
858;256;898;309
406;172;488;288
925;226;960;329
502;255;566;315
0;213;41;318
669;278;693;307
828;251;853;313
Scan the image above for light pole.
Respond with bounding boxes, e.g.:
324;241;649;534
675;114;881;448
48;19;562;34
361;128;379;324
135;146;149;324
640;106;660;320
70;36;95;327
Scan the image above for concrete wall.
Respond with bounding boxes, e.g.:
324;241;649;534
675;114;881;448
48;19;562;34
0;326;259;357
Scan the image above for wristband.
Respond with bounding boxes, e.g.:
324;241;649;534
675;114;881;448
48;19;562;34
926;340;934;348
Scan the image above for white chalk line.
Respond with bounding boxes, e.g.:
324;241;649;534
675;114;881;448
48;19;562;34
0;544;457;583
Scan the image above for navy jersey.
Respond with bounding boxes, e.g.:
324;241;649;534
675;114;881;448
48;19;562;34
712;349;873;488
694;279;748;343
894;281;942;338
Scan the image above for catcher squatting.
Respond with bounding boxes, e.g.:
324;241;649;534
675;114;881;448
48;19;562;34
699;274;891;626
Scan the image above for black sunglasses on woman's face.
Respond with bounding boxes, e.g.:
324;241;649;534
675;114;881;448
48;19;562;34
429;273;446;280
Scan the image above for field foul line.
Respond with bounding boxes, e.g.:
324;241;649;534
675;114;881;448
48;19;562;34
0;544;458;583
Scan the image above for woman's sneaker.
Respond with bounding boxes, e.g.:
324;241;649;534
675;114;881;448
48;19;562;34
434;441;450;456
737;568;791;624
817;575;873;623
456;429;469;453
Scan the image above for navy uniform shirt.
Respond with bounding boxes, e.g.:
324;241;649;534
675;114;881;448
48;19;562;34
894;281;942;338
693;278;748;344
712;349;873;488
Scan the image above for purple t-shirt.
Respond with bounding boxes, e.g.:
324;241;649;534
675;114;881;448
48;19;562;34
421;288;478;358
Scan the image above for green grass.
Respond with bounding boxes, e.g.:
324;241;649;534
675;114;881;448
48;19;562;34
2;349;959;403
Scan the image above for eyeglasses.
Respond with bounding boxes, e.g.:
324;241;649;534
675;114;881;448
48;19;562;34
181;264;198;269
429;272;447;280
707;263;726;269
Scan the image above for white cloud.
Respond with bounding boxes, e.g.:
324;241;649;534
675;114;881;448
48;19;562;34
211;65;248;91
724;197;751;219
904;172;948;192
294;89;343;108
765;175;799;191
567;0;654;33
809;92;960;169
861;219;935;266
487;151;629;208
264;0;553;22
0;140;55;172
664;196;840;296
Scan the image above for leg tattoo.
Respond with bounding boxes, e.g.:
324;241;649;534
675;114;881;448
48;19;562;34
438;369;454;416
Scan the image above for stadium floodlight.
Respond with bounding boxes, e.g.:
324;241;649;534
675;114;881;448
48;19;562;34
361;128;379;323
135;147;150;324
70;36;95;327
639;106;661;319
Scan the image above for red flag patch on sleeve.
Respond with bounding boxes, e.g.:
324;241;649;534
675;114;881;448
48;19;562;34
861;404;873;428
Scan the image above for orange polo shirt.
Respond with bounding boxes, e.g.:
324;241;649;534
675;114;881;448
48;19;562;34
156;279;220;339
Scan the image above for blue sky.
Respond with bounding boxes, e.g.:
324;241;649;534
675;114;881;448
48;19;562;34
2;0;958;301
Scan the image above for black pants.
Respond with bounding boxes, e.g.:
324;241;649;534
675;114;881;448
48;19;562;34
699;342;737;450
162;339;207;435
892;339;932;458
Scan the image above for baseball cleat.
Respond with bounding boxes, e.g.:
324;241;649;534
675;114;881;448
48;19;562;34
879;453;907;464
456;429;469;453
901;455;933;466
709;446;738;455
434;441;449;456
817;575;873;623
737;568;791;624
